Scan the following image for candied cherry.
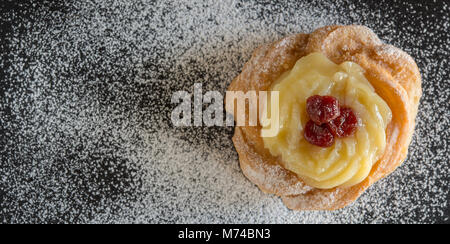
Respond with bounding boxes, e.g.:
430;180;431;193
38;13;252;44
327;107;358;138
306;95;340;125
303;120;335;148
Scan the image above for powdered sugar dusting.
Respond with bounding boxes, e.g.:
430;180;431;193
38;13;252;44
1;0;448;223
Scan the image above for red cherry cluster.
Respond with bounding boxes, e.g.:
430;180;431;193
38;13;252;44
303;95;358;147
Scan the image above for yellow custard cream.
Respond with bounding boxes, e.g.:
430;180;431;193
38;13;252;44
262;52;392;189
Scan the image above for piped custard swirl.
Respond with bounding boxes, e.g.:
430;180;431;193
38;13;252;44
262;52;392;189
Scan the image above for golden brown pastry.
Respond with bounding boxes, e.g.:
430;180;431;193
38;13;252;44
226;25;422;210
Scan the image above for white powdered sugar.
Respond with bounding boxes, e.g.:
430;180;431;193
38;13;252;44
0;0;448;223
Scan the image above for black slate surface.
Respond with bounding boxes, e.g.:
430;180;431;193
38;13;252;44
0;0;449;223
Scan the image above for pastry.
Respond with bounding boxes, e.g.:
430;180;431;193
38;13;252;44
226;25;422;210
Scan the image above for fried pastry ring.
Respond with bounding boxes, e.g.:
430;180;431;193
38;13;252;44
226;25;422;210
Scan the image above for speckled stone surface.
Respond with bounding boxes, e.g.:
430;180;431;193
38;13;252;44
0;0;448;223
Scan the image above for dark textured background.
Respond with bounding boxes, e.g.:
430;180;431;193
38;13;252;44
0;0;449;223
